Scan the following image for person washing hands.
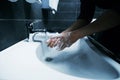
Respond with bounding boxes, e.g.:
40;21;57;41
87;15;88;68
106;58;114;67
47;0;120;51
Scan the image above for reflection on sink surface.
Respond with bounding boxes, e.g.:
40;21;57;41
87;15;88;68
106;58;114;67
36;37;119;79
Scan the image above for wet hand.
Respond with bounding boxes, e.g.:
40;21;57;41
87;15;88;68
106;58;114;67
46;32;72;50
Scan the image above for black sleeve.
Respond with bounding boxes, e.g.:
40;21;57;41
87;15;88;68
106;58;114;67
78;0;95;22
111;0;120;15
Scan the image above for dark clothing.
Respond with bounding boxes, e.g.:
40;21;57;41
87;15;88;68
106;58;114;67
78;0;120;60
78;0;120;22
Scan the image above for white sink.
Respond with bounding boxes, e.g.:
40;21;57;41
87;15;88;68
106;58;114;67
36;36;120;80
0;33;120;80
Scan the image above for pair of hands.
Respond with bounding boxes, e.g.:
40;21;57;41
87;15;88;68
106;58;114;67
46;31;79;50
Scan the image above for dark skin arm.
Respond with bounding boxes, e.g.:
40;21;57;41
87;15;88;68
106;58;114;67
47;10;120;50
63;19;89;32
69;10;120;44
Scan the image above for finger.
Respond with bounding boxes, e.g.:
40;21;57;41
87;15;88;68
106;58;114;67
53;37;61;47
47;34;63;47
47;37;57;47
49;38;58;48
46;38;51;44
50;36;63;47
59;43;66;50
56;41;65;51
46;39;53;47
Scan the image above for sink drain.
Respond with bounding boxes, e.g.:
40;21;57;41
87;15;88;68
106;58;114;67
45;57;53;62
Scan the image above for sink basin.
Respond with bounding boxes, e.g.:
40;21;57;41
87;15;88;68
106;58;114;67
36;37;120;79
0;33;120;80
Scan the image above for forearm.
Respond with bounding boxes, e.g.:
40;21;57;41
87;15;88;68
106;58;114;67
63;19;89;33
74;10;120;38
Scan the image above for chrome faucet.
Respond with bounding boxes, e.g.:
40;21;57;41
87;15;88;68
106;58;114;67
26;20;47;42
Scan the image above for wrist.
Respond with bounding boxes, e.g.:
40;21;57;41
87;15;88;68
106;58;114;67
72;29;86;39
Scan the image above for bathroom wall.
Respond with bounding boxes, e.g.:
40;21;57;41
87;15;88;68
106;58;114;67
24;0;81;32
42;0;80;32
0;0;28;51
27;0;103;32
